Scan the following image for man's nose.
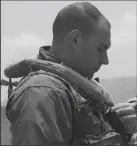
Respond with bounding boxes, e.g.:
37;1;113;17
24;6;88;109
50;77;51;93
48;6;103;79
99;52;109;65
103;56;109;65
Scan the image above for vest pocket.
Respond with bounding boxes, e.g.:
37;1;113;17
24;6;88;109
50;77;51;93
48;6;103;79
75;104;102;138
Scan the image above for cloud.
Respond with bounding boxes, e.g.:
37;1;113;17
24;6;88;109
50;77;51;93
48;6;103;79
1;33;46;54
1;33;47;103
121;12;136;26
1;33;46;78
2;33;45;48
111;11;136;48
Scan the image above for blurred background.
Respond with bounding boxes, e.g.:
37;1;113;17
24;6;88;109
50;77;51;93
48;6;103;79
1;1;136;145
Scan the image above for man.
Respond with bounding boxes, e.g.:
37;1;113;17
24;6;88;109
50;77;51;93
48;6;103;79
4;2;137;145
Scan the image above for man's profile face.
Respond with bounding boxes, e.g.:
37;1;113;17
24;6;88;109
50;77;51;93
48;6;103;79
75;18;111;79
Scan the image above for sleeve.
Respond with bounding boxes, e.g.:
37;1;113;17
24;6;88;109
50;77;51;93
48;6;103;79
10;86;73;145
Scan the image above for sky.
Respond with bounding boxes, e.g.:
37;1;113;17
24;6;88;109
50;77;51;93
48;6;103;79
1;1;137;103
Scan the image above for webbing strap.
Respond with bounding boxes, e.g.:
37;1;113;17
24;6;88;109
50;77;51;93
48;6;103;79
8;78;13;99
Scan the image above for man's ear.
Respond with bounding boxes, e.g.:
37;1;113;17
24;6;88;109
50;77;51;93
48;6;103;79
64;29;82;46
71;30;80;45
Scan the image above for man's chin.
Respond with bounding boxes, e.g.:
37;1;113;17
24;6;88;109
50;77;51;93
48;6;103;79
75;69;97;80
86;74;94;80
86;70;99;80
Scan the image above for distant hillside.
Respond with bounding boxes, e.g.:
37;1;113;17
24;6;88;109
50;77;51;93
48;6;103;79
100;76;136;104
1;76;136;145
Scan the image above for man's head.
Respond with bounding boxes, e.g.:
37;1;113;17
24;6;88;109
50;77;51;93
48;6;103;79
50;2;111;79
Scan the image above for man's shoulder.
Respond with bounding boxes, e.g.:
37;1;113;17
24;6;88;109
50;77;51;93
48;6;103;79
25;70;66;88
12;70;69;97
6;70;73;125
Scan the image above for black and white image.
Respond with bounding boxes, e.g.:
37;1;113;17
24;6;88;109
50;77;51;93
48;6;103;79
1;1;137;145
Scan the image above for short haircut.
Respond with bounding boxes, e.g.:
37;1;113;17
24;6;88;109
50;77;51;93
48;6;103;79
52;2;111;40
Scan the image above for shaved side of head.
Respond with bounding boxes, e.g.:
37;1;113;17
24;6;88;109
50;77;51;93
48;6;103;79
52;2;111;40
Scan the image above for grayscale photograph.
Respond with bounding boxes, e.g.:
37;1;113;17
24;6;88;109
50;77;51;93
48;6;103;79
1;1;137;145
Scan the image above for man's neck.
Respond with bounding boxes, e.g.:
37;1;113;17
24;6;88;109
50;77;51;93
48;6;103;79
49;42;65;64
